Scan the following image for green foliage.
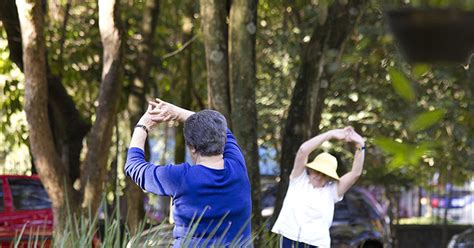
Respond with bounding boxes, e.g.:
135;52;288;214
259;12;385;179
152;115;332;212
0;26;31;173
374;137;437;170
388;67;416;102
321;3;472;191
408;109;446;132
45;1;102;117
0;0;472;232
411;64;430;79
373;137;410;156
256;0;296;150
0;28;24;135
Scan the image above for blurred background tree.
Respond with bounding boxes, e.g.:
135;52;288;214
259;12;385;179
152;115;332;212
0;0;472;244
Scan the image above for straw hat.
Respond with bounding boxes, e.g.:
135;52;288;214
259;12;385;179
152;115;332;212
305;152;340;180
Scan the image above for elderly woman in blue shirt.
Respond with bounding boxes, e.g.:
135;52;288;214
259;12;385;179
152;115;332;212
125;99;252;247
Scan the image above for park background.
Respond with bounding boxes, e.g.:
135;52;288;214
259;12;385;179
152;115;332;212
0;0;473;247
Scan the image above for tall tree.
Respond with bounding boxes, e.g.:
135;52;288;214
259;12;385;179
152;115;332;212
200;0;232;122
168;1;196;226
1;0;90;183
228;0;262;238
15;0;79;237
272;0;367;223
80;0;124;213
175;2;195;163
125;0;161;235
15;0;124;237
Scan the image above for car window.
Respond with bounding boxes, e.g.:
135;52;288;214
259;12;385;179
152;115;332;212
333;199;351;221
0;180;4;212
349;193;379;219
334;190;379;221
8;178;51;210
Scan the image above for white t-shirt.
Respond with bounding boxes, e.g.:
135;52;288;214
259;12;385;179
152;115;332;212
272;169;343;248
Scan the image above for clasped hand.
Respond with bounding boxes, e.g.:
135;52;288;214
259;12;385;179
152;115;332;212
331;126;365;147
137;98;181;130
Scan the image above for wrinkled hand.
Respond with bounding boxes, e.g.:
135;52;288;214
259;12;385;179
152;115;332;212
147;98;181;123
135;99;181;131
136;104;159;131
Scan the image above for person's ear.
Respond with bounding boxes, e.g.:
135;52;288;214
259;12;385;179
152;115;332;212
188;146;196;154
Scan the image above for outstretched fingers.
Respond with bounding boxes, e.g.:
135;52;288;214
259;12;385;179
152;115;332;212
148;100;159;109
146;103;153;112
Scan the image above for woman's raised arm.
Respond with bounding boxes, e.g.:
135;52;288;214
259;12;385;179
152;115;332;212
290;127;351;179
337;129;365;196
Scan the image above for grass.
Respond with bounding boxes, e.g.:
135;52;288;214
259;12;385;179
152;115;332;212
11;179;278;247
399;216;454;225
12;202;278;248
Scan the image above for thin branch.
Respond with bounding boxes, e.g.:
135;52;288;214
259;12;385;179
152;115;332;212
161;34;199;60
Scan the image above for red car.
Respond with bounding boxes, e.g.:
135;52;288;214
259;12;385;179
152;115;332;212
0;175;53;247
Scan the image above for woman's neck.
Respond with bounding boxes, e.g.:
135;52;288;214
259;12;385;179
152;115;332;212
195;154;224;169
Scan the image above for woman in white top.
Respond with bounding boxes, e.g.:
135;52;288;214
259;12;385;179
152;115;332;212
272;126;365;248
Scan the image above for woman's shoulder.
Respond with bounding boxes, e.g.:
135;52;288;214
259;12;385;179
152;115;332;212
290;169;309;184
158;162;191;176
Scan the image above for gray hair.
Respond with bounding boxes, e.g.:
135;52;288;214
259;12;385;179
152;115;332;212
184;109;227;156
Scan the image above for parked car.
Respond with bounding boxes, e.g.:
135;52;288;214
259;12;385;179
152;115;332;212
0;175;53;247
448;227;474;248
431;190;474;224
330;188;392;248
431;190;473;209
0;175;101;247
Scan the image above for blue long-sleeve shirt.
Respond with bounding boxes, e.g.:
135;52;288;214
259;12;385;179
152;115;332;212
125;129;252;247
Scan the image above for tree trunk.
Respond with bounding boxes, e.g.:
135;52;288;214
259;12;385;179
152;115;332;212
200;0;232;122
170;5;196;225
386;188;398;247
228;0;262;241
1;0;23;69
47;74;90;183
175;3;195;164
125;0;160;235
45;1;86;182
15;0;78;238
81;0;123;213
2;0;90;182
272;0;367;224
